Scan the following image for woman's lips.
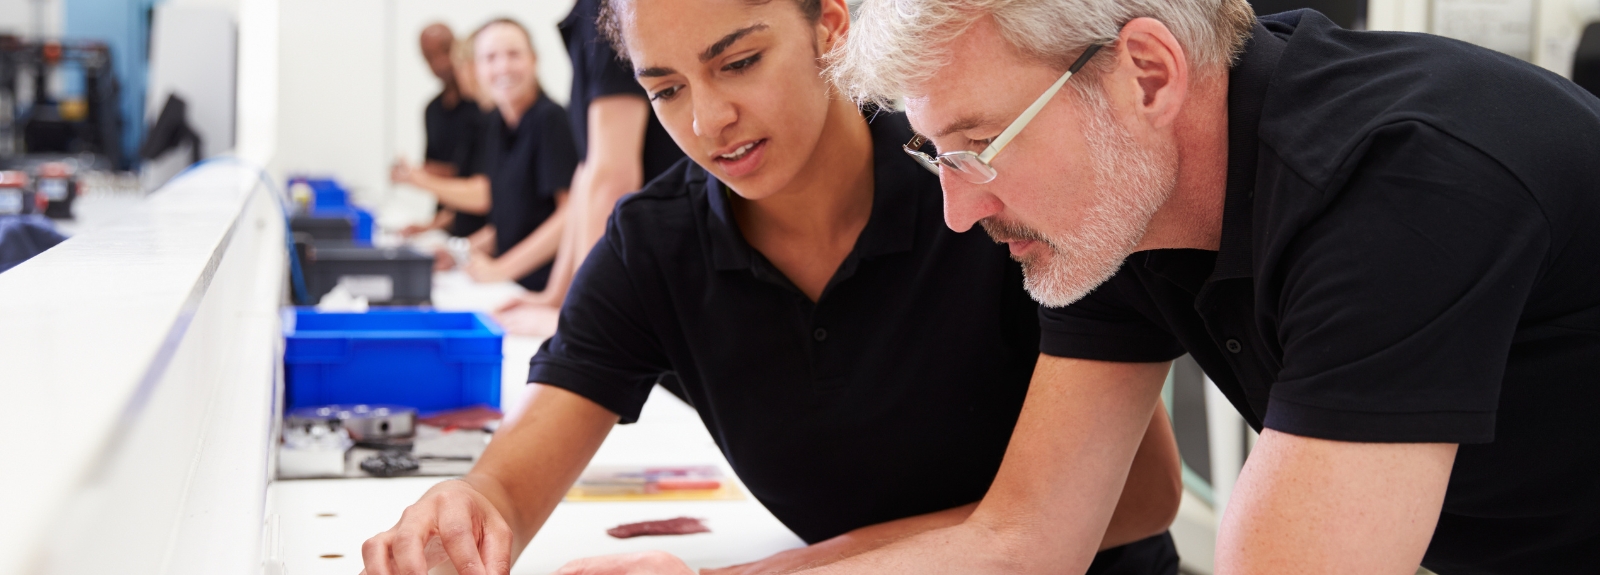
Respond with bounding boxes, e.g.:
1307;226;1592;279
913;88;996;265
712;139;767;179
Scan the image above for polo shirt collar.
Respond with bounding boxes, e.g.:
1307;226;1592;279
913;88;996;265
1208;20;1288;283
704;110;924;272
1138;21;1284;291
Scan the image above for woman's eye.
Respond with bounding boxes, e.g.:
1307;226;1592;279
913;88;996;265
723;53;761;72
650;85;682;102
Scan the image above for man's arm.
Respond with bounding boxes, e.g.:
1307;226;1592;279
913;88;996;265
705;402;1180;575
798;355;1170;575
1216;430;1455;575
467;192;569;283
360;384;618;575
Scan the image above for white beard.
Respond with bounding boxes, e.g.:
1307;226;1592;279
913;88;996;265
983;90;1178;308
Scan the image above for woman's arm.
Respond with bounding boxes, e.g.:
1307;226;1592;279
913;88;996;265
394;158;492;214
360;385;619;575
522;95;651;307
467;192;569;283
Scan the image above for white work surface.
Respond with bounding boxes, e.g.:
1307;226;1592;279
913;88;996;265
271;270;805;575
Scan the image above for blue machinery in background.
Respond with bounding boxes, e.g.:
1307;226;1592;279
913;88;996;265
63;0;156;168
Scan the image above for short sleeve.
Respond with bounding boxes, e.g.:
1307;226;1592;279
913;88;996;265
1038;262;1188;363
1265;123;1549;443
587;35;648;101
527;223;671;423
535;108;580;199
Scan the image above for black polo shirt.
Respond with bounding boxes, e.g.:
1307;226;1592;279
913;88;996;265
425;93;490;237
1040;11;1600;573
482;96;578;290
425;92;480;168
529;113;1177;573
560;0;686;182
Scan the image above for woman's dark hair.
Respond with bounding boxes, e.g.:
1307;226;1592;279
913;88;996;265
598;0;823;57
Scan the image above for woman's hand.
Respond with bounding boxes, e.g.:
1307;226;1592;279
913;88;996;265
554;551;697;575
491;301;561;338
359;479;513;575
465;251;514;283
391;158;419;186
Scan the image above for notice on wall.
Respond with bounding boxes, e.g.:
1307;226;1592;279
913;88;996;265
1432;0;1536;61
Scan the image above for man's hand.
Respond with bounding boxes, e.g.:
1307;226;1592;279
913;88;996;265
1217;430;1455;575
360;478;513;575
554;551;697;575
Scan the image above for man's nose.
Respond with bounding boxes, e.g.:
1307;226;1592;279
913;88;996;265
941;176;1004;233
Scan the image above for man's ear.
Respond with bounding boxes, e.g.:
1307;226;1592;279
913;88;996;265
1111;17;1189;129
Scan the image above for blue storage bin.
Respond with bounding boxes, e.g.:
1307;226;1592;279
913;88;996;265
284;309;504;413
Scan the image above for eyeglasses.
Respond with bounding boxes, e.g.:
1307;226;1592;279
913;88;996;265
904;44;1103;184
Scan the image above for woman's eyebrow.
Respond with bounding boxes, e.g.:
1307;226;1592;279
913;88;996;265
699;23;768;62
634;22;771;78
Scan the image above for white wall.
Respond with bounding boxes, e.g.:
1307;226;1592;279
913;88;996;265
267;0;575;210
0;0;62;38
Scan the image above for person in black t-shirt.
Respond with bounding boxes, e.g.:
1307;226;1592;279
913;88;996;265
356;0;1186;574
490;0;690;336
394;24;488;239
395;19;579;290
804;2;1600;574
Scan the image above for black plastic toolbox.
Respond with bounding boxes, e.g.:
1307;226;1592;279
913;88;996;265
297;241;434;305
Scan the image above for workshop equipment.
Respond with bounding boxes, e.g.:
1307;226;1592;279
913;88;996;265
0;36;125;169
31;161;75;218
283;309;503;413
295;241;433;305
0;171;31;215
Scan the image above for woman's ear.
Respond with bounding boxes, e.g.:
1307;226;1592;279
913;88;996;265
816;0;852;54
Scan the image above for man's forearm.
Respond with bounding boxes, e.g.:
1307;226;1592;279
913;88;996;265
799;358;1171;575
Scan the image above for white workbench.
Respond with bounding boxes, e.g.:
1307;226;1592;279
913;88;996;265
269;270;805;575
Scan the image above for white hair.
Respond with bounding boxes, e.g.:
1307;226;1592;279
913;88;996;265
979;83;1178;307
829;0;1255;106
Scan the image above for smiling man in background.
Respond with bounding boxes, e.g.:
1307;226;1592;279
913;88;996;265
787;0;1600;573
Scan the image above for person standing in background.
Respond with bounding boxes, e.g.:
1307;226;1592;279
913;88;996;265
398;19;578;290
396;23;489;238
490;0;687;336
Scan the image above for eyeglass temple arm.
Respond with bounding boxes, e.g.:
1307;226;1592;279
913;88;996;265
978;44;1104;163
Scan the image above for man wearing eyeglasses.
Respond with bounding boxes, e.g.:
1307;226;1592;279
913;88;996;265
794;2;1600;575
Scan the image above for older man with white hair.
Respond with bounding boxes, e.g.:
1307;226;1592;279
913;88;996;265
786;2;1600;575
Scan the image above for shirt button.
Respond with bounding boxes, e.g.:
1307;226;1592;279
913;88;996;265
813;328;828;342
1225;339;1243;353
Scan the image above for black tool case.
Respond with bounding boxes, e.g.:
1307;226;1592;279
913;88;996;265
298;241;434;305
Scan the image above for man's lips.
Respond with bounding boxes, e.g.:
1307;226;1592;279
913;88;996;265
1005;239;1037;257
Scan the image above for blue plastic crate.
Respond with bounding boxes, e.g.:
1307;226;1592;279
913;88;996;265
284;309;504;413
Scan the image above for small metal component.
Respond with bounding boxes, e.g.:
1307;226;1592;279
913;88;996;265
286;404;417;448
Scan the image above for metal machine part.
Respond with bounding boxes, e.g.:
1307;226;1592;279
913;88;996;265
285;404;417;448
